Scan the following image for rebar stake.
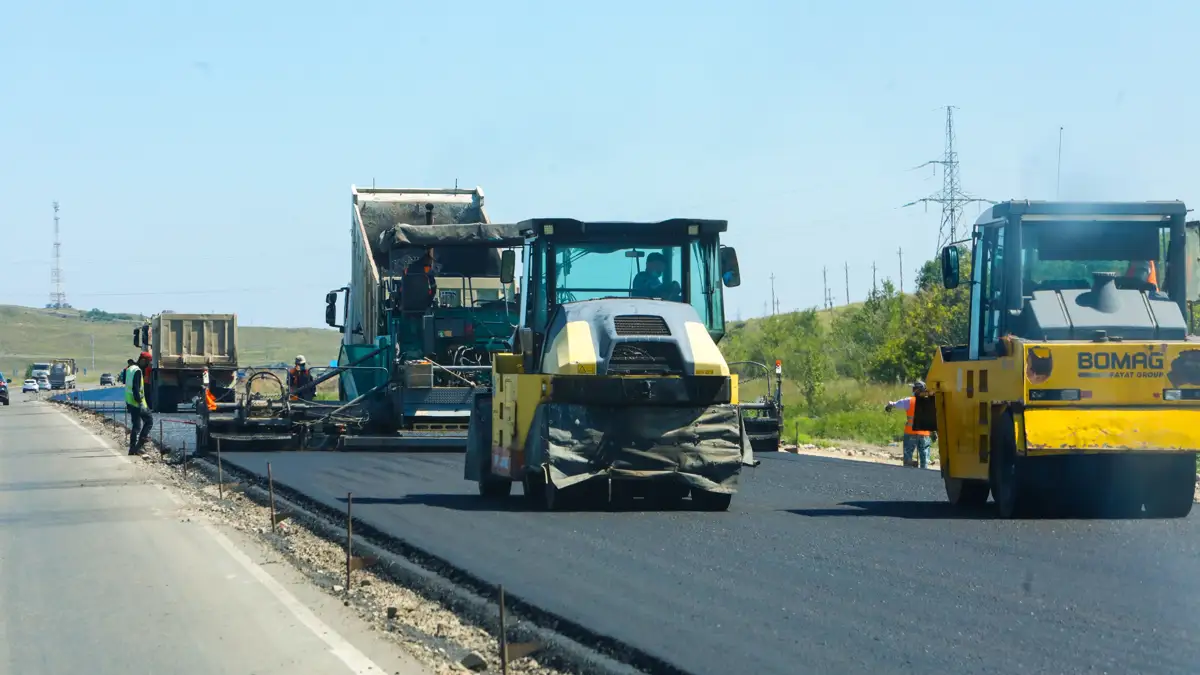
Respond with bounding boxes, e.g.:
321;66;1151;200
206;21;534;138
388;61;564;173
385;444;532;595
217;438;224;500
158;419;163;452
345;492;353;595
182;441;188;479
268;463;277;533
499;585;509;675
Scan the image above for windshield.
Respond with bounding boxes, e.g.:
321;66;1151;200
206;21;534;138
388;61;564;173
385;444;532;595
553;244;684;303
32;363;50;371
1022;222;1171;296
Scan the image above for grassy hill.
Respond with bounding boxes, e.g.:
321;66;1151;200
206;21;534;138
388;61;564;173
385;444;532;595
0;305;342;384
722;300;913;446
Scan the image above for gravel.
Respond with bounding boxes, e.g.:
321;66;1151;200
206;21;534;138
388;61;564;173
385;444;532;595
54;401;576;675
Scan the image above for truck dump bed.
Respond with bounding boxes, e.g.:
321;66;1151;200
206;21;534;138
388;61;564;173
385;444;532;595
347;186;490;346
152;313;238;369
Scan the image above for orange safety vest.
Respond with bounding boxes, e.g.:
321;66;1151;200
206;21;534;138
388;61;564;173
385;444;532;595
903;397;930;437
1124;261;1158;288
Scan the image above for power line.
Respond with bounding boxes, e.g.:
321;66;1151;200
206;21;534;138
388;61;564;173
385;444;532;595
903;106;995;255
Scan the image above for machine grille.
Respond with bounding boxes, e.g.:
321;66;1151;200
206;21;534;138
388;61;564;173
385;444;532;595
608;341;684;375
613;315;671;336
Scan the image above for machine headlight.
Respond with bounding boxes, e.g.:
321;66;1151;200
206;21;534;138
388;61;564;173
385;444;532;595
1163;389;1182;401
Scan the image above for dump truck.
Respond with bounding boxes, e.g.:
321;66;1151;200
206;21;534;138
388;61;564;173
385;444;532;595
194;186;519;453
48;358;77;390
916;201;1200;519
133;312;239;413
464;218;757;511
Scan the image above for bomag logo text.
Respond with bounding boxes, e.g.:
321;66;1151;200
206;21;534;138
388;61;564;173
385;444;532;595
1077;351;1165;378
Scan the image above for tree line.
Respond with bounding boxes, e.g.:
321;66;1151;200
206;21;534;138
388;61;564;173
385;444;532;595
722;250;973;420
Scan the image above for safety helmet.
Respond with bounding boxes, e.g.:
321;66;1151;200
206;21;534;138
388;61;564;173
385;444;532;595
911;379;926;392
139;351;152;361
295;355;306;366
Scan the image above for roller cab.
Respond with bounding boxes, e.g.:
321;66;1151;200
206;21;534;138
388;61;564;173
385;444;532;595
464;218;755;511
922;201;1200;518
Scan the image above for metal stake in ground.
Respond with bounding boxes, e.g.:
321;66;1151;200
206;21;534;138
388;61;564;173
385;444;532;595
268;462;277;532
217;438;224;500
345;492;353;595
158;419;163;452
499;585;509;675
182;441;187;479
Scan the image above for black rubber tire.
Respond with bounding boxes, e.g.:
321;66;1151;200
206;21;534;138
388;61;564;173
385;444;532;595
647;483;690;509
945;477;990;508
478;478;513;498
990;409;1035;519
1142;454;1196;518
691;489;733;512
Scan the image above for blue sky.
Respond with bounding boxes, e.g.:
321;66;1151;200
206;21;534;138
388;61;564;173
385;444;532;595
2;0;1196;327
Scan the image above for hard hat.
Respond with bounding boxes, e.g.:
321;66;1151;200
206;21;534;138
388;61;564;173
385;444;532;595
912;379;926;391
139;351;152;361
295;355;306;365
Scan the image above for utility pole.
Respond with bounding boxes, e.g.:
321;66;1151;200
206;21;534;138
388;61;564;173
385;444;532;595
90;334;95;371
871;262;878;294
769;273;777;316
844;262;850;305
898;247;904;295
49;201;66;309
822;266;831;311
1056;126;1064;199
903;106;995;255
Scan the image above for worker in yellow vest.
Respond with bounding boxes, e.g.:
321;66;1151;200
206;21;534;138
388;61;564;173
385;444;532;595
884;380;934;469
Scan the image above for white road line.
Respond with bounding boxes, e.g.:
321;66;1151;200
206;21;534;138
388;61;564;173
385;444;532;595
52;406;387;674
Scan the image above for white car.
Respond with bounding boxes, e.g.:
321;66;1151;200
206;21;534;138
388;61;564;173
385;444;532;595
22;379;39;393
36;379;51;391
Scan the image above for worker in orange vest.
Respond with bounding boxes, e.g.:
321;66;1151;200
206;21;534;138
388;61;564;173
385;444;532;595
289;355;315;401
1124;260;1158;290
884;380;935;469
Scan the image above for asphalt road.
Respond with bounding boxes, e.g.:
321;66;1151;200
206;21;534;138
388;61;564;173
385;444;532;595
216;449;1200;675
0;399;427;675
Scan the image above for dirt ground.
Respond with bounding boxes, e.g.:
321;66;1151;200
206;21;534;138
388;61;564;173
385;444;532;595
781;440;940;471
779;440;1200;502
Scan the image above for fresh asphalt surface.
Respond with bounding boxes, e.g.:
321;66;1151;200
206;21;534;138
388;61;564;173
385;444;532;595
6;391;426;674
60;388;1200;674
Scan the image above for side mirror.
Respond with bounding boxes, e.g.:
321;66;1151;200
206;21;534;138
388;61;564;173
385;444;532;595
940;246;960;289
1186;221;1200;303
500;249;516;285
325;292;338;328
719;246;742;288
132;327;140;347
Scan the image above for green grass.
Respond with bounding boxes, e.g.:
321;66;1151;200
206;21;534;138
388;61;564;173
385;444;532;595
0;305;342;384
738;371;911;446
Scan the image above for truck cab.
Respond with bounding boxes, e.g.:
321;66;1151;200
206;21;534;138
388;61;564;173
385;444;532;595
921;201;1200;518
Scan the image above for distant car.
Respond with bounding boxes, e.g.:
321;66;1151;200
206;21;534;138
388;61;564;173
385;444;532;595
99;373;114;386
36;378;51;391
22;379;39;394
0;374;8;406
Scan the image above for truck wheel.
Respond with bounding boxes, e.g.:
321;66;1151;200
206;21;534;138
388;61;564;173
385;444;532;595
1143;454;1195;518
690;489;733;512
478;478;513;499
945;477;990;508
990;409;1034;519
